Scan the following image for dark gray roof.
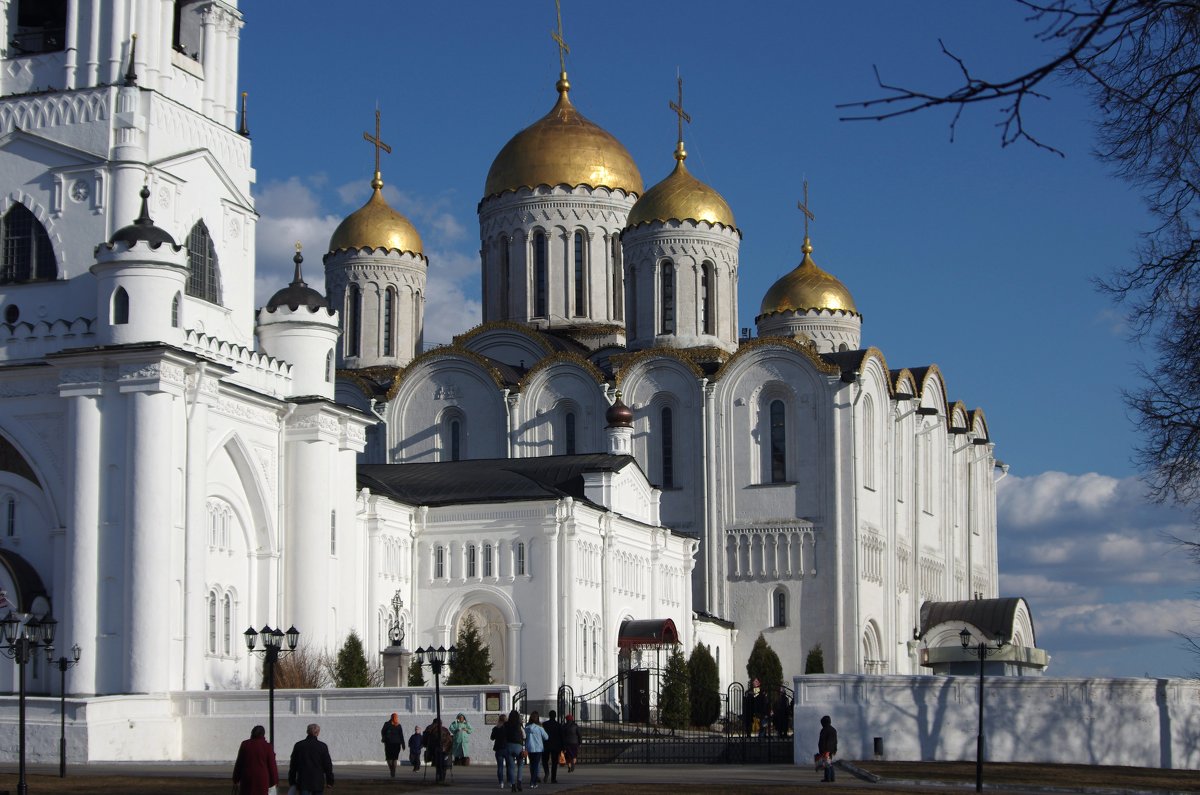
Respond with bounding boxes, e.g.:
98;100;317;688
110;186;178;248
919;598;1029;643
358;454;639;507
265;251;331;312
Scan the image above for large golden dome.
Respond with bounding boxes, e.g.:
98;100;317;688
484;75;643;199
626;144;735;229
328;175;424;256
759;238;858;316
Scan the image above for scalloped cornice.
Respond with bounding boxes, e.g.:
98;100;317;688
714;336;841;381
336;366;400;399
452;320;557;354
610;346;728;386
517;351;607;389
386;345;510;400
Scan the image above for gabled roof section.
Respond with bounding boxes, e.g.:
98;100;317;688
0;126;104;165
151;148;254;212
919;598;1032;645
359;453;639;507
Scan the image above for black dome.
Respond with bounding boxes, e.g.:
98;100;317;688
606;394;634;428
265;249;331;311
109;186;177;248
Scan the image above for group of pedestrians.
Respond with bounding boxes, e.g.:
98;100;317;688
491;709;581;791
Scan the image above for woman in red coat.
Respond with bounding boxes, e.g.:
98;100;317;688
233;725;279;795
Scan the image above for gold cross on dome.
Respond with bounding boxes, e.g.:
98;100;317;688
670;74;691;146
363;108;392;176
797;180;815;239
552;0;570;74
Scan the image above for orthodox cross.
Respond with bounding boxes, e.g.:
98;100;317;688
363;108;391;176
670;74;691;146
797;180;815;239
552;0;570;73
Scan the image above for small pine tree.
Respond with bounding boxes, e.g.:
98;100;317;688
687;642;721;727
333;630;371;688
446;615;494;685
805;644;826;674
746;633;784;696
658;647;690;731
407;658;426;686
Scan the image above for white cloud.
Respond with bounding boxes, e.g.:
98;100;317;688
1038;599;1199;640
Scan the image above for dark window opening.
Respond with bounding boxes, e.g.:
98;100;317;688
383;288;395;356
186;221;222;304
450;419;461;461
346;284;361;357
3;306;19;324
660;261;675;334
701;262;714;335
573;231;585;316
661;405;675;488
171;293;181;328
565;411;577;455
534;231;548;317
774;590;787;627
12;0;67;55
1;204;57;284
112;287;130;325
172;0;204;61
770;400;787;483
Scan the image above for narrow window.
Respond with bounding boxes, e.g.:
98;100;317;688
5;496;14;536
701;262;715;335
112;287;129;325
223;593;232;655
468;544;477;578
330;509;337;555
326;350;333;382
1;204;57;283
661;406;675;488
591;624;598;672
573;230;585;316
774;589;787;627
186;221;222;304
581;621;588;673
499;235;511;317
435;545;445;579
450;419;461;461
660;261;675;334
171;292;181;328
565;411;577;455
484;544;493;577
534;231;548;317
346;284;361;357
611;234;623;321
770;400;787;483
383;287;395;356
516;541;526;575
207;592;217;654
628;266;637;336
863;397;876;489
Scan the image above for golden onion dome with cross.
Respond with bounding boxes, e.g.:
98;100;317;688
759;236;858;316
483;73;643;200
626;142;736;229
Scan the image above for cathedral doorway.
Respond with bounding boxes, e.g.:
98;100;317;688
457;602;507;683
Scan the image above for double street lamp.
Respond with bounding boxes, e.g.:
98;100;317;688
960;627;1008;794
1;610;58;795
413;645;457;728
51;644;82;777
244;624;299;748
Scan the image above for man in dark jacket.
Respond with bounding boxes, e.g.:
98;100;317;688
817;715;838;782
542;710;564;783
289;723;334;794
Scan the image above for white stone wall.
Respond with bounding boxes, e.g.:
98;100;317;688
792;674;1200;770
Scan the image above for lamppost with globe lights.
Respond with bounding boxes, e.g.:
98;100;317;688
960;626;1008;794
413;645;456;780
244;624;299;748
51;644;82;777
1;609;57;795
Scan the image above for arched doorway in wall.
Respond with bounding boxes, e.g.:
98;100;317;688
457;602;508;684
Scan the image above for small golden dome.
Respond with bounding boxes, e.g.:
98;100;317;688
328;175;423;256
626;144;735;229
759;238;858;316
484;75;643;199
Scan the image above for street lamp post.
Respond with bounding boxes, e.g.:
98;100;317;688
959;627;1008;794
413;645;457;782
244;624;300;748
1;610;58;795
51;644;82;777
388;591;404;647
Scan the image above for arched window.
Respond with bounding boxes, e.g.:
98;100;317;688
770;400;787;483
1;203;57;283
325;350;333;382
516;541;526;575
533;231;548;317
207;592;217;654
661;406;675;488
171;292;181;328
5;496;15;537
701;261;715;335
450;419;461;461
112;287;129;325
499;235;511;317
186;221;221;304
863;395;876;489
435;545;446;579
773;588;787;628
383;287;395;356
330;509;337;555
345;284;361;357
222;593;232;655
468;544;477;578
484;544;494;577
660;261;675;334
611;234;623;321
573;230;586;316
565;411;577;455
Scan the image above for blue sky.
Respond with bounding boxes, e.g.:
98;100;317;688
238;1;1199;678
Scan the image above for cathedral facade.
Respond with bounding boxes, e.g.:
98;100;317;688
0;1;1000;706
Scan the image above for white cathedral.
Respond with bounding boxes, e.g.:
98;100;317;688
0;1;1011;707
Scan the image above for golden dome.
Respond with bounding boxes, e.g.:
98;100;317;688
484;75;643;199
328;174;423;256
759;238;858;316
626;144;736;229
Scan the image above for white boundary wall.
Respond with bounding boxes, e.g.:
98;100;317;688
792;675;1200;770
0;685;516;763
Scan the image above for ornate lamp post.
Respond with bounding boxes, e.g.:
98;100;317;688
413;644;457;727
388;591;404;647
51;644;82;777
960;627;1008;793
1;609;57;795
244;623;299;748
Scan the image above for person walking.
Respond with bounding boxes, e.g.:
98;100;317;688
380;712;406;778
491;714;509;789
817;715;838;783
450;712;472;766
408;725;423;773
541;710;563;783
436;719;453;782
288;723;334;795
504;709;526;792
562;714;581;772
525;711;549;789
232;724;278;795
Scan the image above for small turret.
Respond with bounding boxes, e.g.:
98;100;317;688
605;392;634;455
257;246;340;399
